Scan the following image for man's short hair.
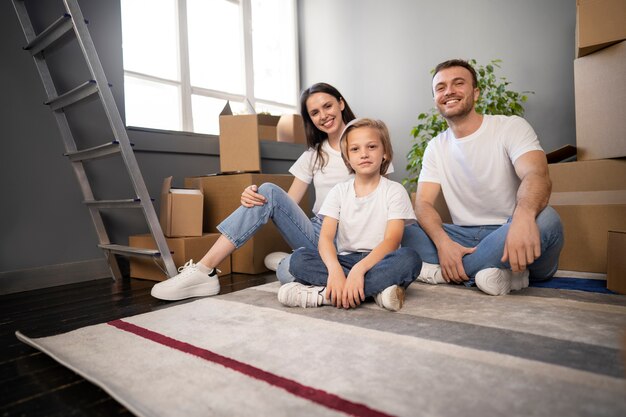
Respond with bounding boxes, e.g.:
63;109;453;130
433;59;478;88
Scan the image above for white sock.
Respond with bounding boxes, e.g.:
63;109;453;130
196;263;213;275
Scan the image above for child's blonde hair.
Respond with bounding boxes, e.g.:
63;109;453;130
339;118;393;175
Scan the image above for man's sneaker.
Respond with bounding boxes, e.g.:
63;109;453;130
151;260;220;301
416;262;446;285
374;285;406;312
277;282;327;308
264;251;289;272
475;268;530;296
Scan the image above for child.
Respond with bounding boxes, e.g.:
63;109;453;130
278;118;421;311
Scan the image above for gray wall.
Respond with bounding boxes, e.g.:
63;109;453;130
1;0;577;293
298;0;577;185
0;0;302;294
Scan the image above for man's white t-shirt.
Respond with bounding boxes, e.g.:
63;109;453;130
289;140;394;214
418;115;543;226
319;177;416;254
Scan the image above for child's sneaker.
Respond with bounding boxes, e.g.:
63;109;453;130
151;260;220;300
416;262;446;284
278;282;328;308
374;285;406;311
475;268;529;296
264;251;289;271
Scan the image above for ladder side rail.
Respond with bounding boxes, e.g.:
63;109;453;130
12;0;123;279
63;0;177;277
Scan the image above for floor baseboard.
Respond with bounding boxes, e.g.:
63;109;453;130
0;259;112;295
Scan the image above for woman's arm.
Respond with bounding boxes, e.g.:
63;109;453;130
318;216;345;307
240;177;309;208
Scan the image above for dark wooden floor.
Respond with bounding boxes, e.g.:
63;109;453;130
0;273;277;417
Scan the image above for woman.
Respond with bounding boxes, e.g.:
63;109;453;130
151;83;390;301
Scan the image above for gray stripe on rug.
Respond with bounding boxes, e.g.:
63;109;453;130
222;286;625;379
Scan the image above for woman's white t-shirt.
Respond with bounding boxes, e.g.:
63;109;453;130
418;115;543;226
289;140;394;214
318;177;416;254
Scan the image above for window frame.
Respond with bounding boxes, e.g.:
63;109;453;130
122;0;300;134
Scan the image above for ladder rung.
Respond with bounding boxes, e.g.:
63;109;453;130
45;80;98;110
24;14;73;56
65;141;125;162
84;199;143;209
99;244;161;258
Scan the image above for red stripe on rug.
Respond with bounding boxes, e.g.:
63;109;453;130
108;319;394;417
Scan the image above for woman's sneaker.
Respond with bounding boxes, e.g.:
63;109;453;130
277;282;329;308
475;268;529;296
151;260;220;300
264;251;289;271
416;262;446;285
374;285;406;311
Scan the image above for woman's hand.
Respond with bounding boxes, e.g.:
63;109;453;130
240;185;267;207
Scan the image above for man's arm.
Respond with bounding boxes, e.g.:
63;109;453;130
503;150;552;272
415;182;475;283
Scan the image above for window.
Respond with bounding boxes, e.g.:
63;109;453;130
121;0;299;135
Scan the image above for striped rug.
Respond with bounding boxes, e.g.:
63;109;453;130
16;282;626;417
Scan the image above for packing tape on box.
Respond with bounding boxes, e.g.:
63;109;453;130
549;190;626;206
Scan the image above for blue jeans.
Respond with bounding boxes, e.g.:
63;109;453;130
401;206;564;284
217;183;321;283
288;247;421;296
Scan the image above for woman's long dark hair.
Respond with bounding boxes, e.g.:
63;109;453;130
299;83;356;171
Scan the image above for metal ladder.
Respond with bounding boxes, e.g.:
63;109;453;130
12;0;177;280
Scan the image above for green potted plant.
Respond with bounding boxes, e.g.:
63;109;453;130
403;59;533;192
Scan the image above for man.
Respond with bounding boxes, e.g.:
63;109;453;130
402;59;564;296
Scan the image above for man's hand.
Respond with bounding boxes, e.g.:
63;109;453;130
437;239;476;283
502;210;541;272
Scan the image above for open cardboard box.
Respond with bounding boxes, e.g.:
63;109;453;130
159;176;203;238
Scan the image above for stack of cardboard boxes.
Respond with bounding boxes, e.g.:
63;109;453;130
548;0;626;293
129;106;308;280
184;105;309;275
129;177;232;281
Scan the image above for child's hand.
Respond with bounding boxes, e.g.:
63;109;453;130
342;271;365;309
326;272;346;308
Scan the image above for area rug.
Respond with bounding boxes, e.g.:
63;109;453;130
16;282;626;417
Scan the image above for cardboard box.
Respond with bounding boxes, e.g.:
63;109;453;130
549;160;626;273
576;0;626;57
574;41;626;161
277;114;307;145
607;230;626;294
218;103;280;173
129;233;231;281
185;173;309;274
159;176;203;237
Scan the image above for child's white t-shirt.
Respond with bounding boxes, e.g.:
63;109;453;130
418;115;543;226
319;177;416;254
289;140;394;214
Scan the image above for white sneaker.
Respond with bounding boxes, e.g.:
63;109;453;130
416;262;446;285
151;260;220;300
277;282;326;308
475;268;530;296
264;251;289;271
374;285;406;312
